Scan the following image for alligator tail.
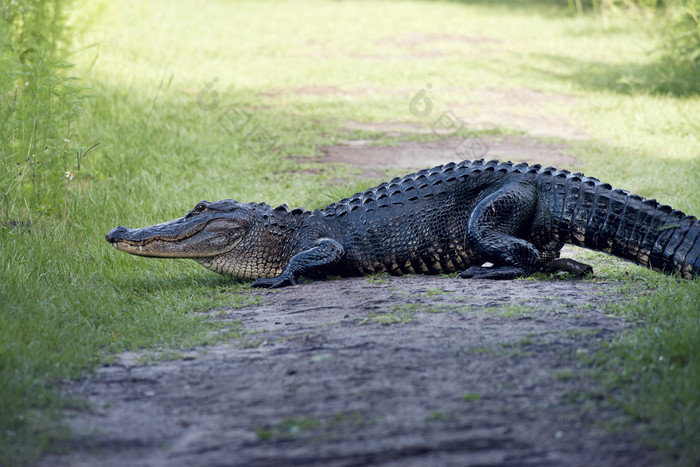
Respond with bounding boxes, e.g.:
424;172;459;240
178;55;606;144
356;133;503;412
551;172;700;279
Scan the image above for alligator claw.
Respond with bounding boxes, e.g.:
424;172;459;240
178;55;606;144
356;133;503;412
542;258;593;278
250;275;297;289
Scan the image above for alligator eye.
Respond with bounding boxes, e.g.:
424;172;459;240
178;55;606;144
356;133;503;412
186;203;207;218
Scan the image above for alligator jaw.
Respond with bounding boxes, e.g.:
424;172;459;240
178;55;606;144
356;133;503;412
106;218;244;258
108;236;194;258
106;223;203;258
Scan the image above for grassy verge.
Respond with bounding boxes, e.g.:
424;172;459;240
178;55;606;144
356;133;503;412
1;0;699;464
599;278;700;465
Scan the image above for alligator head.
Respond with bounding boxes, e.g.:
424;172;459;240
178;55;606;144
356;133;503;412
106;200;302;279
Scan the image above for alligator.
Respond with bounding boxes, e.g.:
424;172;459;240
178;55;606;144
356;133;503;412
106;159;700;287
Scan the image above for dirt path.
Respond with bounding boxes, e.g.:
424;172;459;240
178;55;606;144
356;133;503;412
320;134;581;180
43;272;655;466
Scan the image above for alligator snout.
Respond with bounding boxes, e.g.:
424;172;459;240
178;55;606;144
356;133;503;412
106;225;129;243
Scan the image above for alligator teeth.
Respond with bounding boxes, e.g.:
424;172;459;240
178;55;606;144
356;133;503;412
113;243;118;249
138;245;143;251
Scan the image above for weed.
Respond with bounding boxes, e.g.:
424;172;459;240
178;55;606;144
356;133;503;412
499;340;537;359
565;329;600;339
555;369;577;381
462;392;483;402
361;307;415;325
256;411;371;441
426;411;446;421
365;273;389;284
360;301;462;325
255;416;320;441
500;305;535;319
422;287;450;298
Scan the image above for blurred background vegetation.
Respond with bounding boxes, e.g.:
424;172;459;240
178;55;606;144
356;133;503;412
567;0;700;94
0;0;698;218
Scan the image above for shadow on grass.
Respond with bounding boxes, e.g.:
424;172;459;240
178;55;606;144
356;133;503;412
110;267;250;298
524;52;700;98
439;1;700;97
445;0;573;14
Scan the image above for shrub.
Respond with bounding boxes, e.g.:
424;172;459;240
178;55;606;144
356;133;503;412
565;0;700;95
656;0;700;94
0;0;90;216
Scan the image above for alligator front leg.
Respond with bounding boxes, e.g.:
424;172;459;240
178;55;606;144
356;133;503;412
460;180;542;280
251;238;345;288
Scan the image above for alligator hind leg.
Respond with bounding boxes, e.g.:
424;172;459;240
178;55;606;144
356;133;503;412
460;181;542;280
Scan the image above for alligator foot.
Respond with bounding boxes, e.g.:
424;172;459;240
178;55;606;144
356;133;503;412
250;275;297;289
542;258;593;278
459;265;529;280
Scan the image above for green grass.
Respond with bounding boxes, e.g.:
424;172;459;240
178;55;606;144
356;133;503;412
462;392;483;402
255;411;371;441
361;306;417;325
1;0;699;464
254;416;321;441
596;279;700;465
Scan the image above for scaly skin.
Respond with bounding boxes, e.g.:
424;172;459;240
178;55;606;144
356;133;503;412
106;159;700;287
